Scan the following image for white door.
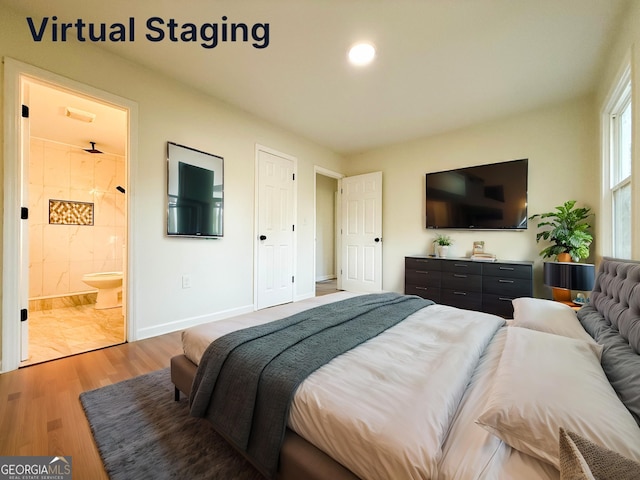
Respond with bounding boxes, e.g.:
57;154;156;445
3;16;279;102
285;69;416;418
256;148;296;309
341;171;383;292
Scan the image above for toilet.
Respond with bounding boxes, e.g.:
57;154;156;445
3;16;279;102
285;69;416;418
82;272;123;310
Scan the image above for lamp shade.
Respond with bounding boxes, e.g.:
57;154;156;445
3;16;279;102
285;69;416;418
543;261;595;291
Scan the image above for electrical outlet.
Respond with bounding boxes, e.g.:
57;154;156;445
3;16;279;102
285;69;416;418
182;274;191;289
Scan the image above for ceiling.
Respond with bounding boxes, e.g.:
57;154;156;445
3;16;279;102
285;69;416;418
27;81;128;156
3;0;630;155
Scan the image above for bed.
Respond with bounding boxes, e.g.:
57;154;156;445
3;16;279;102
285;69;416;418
170;257;640;479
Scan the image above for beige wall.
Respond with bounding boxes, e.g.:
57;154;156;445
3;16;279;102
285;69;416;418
596;0;640;260
0;2;345;355
344;96;599;296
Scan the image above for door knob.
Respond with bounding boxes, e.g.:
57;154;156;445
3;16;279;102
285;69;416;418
259;235;267;240
374;237;381;243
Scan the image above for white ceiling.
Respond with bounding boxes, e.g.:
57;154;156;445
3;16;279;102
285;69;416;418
4;0;630;155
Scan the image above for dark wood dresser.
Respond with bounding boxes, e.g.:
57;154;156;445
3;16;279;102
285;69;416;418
405;256;533;318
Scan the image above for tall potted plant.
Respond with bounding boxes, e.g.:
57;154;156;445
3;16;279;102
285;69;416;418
528;200;593;262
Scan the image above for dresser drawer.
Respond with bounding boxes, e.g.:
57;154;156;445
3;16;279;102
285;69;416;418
483;275;532;297
483;263;532;280
405;269;441;287
442;272;482;292
405;257;442;271
483;293;518;318
441;289;483;311
405;284;441;303
442;260;482;275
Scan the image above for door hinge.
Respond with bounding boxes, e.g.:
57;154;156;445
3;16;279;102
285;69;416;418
21;207;28;220
292;225;295;231
21;309;28;322
292;173;295;180
21;104;29;118
292;275;295;283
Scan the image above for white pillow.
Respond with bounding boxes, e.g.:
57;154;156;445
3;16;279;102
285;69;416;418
512;297;602;356
476;327;640;468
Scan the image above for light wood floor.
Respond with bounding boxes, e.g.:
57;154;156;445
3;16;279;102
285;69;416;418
0;331;182;479
315;279;339;296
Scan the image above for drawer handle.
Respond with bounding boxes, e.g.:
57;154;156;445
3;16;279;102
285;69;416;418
416;286;428;290
454;274;467;278
454;264;469;268
416;259;430;263
498;297;512;302
453;291;467;296
499;267;515;271
417;271;429;275
498;279;514;283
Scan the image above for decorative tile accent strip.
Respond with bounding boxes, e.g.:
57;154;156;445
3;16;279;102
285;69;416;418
49;199;94;225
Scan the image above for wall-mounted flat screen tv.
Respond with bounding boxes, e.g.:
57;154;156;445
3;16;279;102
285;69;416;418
167;142;224;238
426;158;528;230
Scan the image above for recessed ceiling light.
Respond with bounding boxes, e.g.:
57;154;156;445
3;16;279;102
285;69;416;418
348;43;376;66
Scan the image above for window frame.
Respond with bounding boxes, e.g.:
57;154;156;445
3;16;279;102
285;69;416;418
610;86;632;258
601;60;632;259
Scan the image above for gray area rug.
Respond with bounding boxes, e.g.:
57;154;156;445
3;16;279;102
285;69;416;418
80;368;264;480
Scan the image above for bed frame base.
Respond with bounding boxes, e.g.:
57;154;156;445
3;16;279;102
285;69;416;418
170;354;360;480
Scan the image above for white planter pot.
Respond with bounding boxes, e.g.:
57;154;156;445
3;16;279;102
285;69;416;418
436;245;449;258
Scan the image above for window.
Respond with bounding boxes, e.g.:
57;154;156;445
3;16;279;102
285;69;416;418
603;65;632;259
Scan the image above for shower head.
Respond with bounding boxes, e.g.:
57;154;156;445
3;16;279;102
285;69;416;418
84;141;103;154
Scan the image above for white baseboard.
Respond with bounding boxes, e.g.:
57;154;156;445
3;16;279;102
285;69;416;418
294;291;315;302
135;304;255;340
315;275;337;282
135;288;341;340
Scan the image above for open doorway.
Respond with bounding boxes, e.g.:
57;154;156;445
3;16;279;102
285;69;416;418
22;78;127;366
2;58;137;373
315;167;342;297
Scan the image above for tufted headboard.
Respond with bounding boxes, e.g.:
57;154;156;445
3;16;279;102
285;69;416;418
578;257;640;426
589;257;640;352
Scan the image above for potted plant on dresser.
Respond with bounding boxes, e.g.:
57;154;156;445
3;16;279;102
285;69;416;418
433;234;453;258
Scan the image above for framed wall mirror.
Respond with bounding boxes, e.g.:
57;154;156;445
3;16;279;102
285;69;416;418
167;142;224;238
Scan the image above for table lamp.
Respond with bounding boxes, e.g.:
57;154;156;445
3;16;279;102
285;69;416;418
543;261;595;305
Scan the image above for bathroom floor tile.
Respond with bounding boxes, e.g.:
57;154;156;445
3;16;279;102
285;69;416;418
21;304;125;366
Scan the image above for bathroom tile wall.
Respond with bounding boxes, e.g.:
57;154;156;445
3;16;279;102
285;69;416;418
29;138;125;298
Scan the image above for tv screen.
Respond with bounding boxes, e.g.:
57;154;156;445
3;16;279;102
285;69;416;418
426;158;528;230
167;142;224;238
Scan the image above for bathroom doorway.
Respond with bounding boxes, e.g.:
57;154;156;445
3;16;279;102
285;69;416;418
21;78;128;366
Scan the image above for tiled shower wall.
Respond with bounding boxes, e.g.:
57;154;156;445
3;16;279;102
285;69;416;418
29;138;125;298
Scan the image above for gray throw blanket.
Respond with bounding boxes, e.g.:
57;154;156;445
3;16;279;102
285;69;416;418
189;292;433;478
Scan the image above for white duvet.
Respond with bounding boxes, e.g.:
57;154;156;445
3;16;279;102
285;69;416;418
288;303;504;480
183;292;505;480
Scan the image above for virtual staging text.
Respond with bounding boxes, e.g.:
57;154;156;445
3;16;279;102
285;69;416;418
26;16;271;49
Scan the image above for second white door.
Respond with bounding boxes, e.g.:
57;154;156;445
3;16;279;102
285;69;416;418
256;148;296;309
341;171;383;293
